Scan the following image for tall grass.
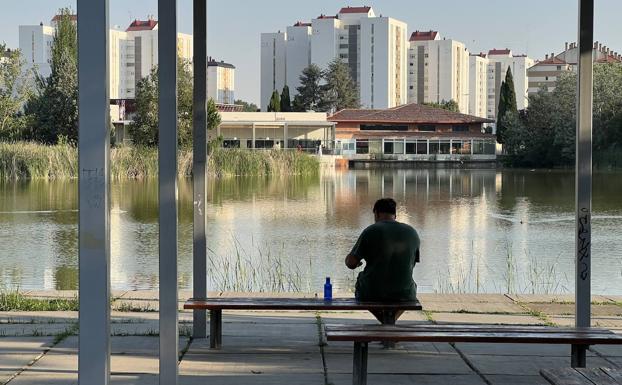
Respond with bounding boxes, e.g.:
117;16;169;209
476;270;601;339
0;291;79;311
0;142;320;180
206;236;311;293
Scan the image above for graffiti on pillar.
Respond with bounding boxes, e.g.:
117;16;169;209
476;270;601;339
578;207;590;280
194;193;204;216
82;168;106;209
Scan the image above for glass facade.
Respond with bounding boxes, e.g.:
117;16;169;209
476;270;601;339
347;138;496;157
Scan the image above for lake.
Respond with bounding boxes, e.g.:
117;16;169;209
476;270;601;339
1;168;621;295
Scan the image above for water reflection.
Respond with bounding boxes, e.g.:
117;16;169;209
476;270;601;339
1;169;621;294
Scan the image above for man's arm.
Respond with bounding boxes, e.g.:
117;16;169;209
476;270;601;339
345;254;362;270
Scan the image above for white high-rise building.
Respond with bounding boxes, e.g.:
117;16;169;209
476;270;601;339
19;16;193;104
407;31;470;114
469;53;489;118
286;23;312;94
260;31;287;110
207;58;235;105
260;6;408;110
486;49;534;121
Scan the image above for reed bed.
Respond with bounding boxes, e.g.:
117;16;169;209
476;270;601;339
0;142;319;180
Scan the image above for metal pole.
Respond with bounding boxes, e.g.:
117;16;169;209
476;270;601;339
159;0;179;383
77;0;110;384
192;0;208;339
573;0;593;368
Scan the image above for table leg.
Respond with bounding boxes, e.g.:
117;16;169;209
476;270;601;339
571;344;587;368
210;309;222;349
353;341;368;385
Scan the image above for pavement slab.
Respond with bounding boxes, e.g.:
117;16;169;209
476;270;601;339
485;374;551;384
0;323;76;337
329;373;487;385
506;294;614;304
179;373;326;385
465;354;612;376
429;312;544;325
549;315;622;329
325;351;472;375
180;352;323;375
418;294;525;314
455;342;598;357
525;303;622;317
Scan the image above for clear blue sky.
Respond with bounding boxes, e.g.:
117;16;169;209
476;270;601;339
1;0;621;104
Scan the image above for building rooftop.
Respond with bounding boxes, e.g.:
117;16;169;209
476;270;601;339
208;58;235;69
488;48;512;56
470;52;488;58
409;31;439;42
126;19;158;32
329;103;493;125
316;14;338;19
534;57;568;66
596;55;622;64
293;21;312;27
338;6;372;14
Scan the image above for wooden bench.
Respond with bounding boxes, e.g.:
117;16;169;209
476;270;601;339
184;297;422;349
542;368;622;385
324;324;622;385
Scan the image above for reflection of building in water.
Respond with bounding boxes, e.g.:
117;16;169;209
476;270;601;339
329;103;496;161
213;112;336;151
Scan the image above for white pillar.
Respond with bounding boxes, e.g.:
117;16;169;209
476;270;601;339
158;0;179;383
77;1;111;383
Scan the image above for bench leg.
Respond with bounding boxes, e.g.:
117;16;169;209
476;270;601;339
377;310;400;349
353;342;368;385
210;309;222;349
571;344;587;368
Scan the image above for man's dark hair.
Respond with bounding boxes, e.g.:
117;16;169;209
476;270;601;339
373;198;397;215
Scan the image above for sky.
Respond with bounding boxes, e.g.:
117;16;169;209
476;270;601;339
1;0;621;105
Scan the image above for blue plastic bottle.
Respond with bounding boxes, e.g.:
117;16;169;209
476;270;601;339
324;277;333;301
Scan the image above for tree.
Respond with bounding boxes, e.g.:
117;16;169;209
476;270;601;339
496;67;518;145
319;58;359;112
0;45;33;141
293;64;323;111
129;58;220;147
280;85;292;112
423;99;460;113
26;8;78;144
267;90;281;112
234;99;259;112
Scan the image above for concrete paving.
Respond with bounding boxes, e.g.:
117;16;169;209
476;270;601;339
3;291;622;384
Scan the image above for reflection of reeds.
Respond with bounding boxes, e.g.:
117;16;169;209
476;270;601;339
434;241;570;295
206;236;311;293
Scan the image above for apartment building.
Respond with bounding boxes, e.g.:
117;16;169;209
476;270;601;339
407;31;470;114
207;58;235;105
19;16;193;104
486;49;534;121
528;41;622;95
469;53;489;118
260;6;408;110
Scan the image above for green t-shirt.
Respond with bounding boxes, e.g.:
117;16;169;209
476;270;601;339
350;220;420;302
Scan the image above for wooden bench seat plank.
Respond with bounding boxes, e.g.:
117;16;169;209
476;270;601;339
541;369;596;385
578;368;622;385
325;331;622;345
325;324;616;335
184;298;422;310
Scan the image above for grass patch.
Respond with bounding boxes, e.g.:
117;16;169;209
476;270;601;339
0;142;320;180
53;323;79;344
0;291;79;311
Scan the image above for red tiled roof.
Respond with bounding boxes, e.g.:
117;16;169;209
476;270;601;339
338;131;495;139
488;48;511;55
339;6;372;14
293;21;312;27
409;31;438;42
126;19;158;32
329;103;493;125
596;55;622;64
534;57;567;65
51;14;77;22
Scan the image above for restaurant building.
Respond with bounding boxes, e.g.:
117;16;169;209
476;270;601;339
329;103;496;161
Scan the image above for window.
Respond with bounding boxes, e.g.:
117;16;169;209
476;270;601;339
439;140;451;154
452;125;469;132
384;141;394;154
361;124;408;131
557;65;562;70
429;140;439;154
416;140;428;154
406;141;416;154
356;140;369;154
223;139;240;148
418;125;436;132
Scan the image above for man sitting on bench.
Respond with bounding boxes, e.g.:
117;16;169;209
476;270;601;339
345;198;421;322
